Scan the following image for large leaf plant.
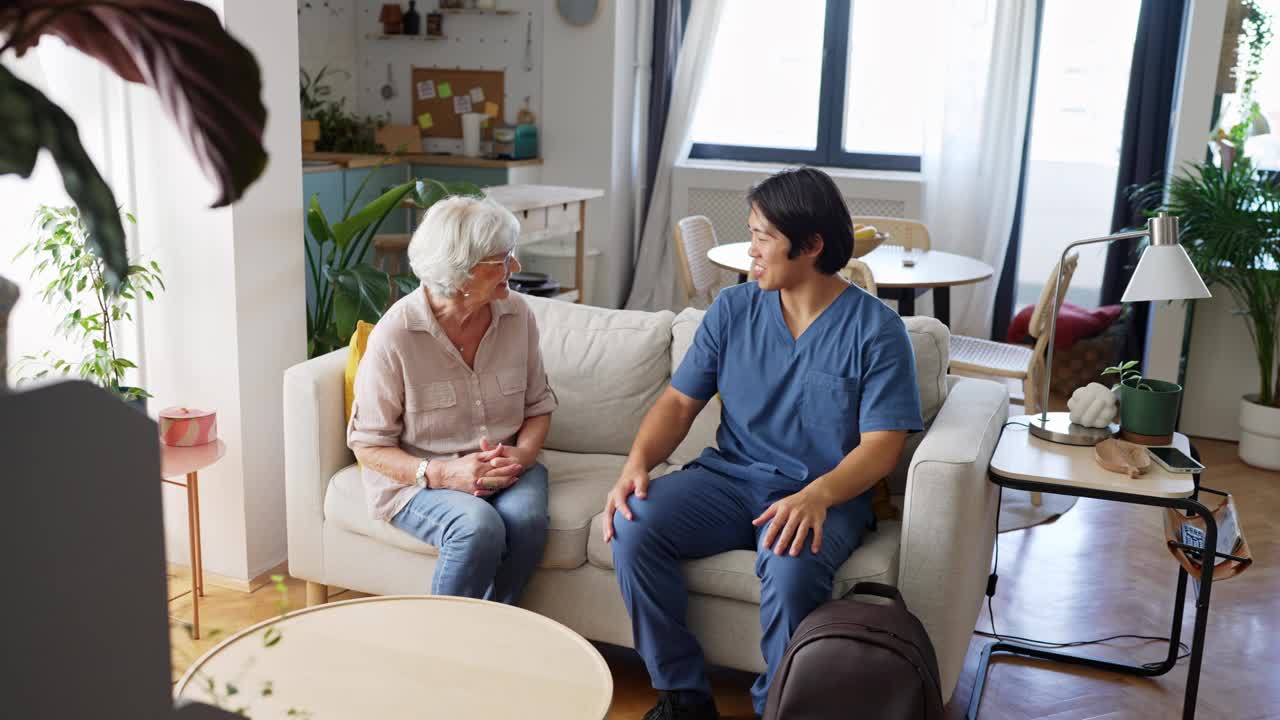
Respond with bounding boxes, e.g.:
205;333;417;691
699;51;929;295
307;167;482;358
1133;156;1280;408
0;0;269;293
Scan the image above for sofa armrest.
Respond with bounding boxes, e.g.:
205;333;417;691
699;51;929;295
283;349;353;583
898;375;1008;703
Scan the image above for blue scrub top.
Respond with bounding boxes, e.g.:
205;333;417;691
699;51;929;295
671;282;924;486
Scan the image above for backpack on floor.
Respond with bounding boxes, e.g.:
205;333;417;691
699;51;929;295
763;582;944;720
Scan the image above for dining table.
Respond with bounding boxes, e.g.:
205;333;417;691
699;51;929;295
706;242;994;328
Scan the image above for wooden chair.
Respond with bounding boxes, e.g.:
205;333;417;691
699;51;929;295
840;258;878;295
949;253;1079;507
373;233;411;300
950;253;1078;415
851;216;932;251
673;215;725;307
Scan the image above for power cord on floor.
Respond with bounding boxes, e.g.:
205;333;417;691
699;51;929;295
978;450;1192;670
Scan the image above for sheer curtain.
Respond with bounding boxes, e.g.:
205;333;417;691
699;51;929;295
922;0;1038;338
625;0;725;311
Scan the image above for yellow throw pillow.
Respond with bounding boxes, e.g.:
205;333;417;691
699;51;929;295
344;320;376;427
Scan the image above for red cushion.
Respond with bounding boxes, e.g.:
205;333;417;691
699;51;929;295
1006;302;1123;349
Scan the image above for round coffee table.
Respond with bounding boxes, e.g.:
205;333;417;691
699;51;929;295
175;595;613;718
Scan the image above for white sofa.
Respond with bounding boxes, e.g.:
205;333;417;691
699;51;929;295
284;294;1008;702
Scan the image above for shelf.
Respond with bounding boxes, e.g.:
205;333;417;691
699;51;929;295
439;8;520;15
365;33;447;41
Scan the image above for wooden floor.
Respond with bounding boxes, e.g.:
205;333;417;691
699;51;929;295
170;437;1279;720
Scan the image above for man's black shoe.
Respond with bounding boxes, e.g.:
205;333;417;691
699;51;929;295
642;691;720;720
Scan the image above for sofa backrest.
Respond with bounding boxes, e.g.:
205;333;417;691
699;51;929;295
523;294;675;455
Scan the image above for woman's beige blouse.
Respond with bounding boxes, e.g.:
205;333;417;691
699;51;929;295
347;289;557;520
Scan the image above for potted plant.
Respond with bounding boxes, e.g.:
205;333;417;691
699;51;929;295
306;159;482;357
1135;155;1280;468
1102;360;1184;443
13;205;165;410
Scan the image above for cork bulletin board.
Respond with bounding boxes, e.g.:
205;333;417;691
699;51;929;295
410;67;505;140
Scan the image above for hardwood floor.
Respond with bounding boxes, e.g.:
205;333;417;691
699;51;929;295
170;437;1279;719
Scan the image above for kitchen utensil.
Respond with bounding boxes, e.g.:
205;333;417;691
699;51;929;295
381;63;396;100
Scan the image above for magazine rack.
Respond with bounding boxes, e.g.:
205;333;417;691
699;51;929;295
1163;486;1253;582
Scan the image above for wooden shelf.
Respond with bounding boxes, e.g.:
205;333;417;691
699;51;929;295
440;8;520;15
365;33;447;42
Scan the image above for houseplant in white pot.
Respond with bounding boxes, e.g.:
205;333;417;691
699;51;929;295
13;205;164;410
1147;156;1280;469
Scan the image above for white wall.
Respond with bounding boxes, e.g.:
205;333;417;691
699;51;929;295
540;0;635;307
298;0;359;110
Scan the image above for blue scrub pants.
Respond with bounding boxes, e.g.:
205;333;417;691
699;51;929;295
609;462;874;713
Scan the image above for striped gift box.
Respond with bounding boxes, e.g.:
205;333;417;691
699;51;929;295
159;407;217;447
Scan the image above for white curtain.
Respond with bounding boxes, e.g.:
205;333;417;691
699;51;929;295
625;0;725;311
923;0;1038;338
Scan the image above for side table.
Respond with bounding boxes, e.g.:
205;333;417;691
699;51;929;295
968;417;1218;720
161;439;226;640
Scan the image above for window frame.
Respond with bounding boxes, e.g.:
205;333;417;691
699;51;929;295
688;1;922;172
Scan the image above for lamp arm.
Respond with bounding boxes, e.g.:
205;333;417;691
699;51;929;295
1039;229;1149;423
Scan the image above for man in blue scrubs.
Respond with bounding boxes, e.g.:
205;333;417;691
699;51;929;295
603;167;924;719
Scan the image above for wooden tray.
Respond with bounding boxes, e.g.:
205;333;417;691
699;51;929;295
1094;438;1151;478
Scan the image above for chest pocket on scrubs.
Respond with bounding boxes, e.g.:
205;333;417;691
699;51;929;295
404;380;458;445
802;370;860;442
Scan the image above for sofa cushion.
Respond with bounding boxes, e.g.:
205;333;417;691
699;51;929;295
522;295;675;455
586;513;900;603
325;450;672;570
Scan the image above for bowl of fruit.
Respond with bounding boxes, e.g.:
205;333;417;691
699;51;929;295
853;223;889;258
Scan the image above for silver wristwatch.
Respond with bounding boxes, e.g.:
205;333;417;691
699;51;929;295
414;458;431;489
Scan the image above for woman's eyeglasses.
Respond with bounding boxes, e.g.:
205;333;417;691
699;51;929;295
475;250;517;270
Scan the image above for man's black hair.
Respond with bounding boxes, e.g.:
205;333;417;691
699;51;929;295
746;166;854;275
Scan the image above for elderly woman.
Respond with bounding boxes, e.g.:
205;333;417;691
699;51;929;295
347;196;557;604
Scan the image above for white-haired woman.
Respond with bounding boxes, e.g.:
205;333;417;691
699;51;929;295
347;196;556;603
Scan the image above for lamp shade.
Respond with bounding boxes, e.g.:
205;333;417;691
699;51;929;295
1120;244;1212;302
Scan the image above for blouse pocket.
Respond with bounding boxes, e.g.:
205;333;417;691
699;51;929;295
404;381;458;445
802;371;861;441
494;367;528;419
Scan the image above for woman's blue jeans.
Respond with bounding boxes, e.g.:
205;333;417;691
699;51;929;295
391;463;549;604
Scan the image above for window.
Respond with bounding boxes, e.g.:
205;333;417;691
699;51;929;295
689;0;926;171
1013;0;1141;312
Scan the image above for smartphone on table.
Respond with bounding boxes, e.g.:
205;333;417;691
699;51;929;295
1147;446;1205;474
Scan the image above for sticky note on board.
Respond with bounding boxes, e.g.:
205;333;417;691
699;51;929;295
484;101;499;118
437;81;453;98
470;87;485;103
416;112;434;130
453;95;473;114
416;80;436;100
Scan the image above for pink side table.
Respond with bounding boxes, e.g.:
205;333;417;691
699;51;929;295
160;439;226;640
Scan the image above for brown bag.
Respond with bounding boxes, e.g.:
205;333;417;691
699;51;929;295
763;582;943;720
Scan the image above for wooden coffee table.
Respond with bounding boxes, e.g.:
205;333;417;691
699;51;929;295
175;595;613;718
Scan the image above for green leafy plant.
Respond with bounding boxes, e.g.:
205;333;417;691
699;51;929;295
1;1;268;292
1102;359;1151;391
1224;1;1273;147
13;205;164;402
1132;156;1280;408
300;65;386;154
306;158;483;357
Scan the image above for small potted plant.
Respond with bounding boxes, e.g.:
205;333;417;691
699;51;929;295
1102;360;1184;443
13;205;164;411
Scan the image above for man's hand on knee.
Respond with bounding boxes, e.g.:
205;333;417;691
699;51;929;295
601;463;651;543
753;487;831;556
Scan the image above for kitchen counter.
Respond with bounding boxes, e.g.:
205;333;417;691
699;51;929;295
302;152;541;170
